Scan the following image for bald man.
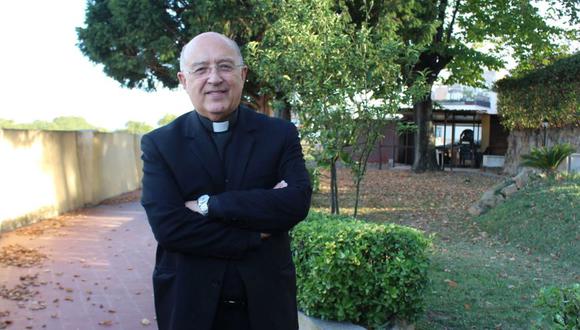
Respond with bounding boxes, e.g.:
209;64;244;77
140;32;312;330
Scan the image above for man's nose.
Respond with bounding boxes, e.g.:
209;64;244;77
206;67;224;84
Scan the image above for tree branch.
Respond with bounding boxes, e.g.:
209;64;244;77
435;0;448;43
446;0;461;43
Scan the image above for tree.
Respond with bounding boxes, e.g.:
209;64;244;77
248;0;425;216
345;0;579;172
76;0;280;115
124;121;153;134
51;116;101;131
157;114;177;126
78;0;578;171
0;119;16;128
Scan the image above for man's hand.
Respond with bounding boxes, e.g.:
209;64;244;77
185;200;201;213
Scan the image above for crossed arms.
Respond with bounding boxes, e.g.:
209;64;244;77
140;124;312;259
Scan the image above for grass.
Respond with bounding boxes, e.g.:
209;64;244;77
477;174;580;268
311;168;579;329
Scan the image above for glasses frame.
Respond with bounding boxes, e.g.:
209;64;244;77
184;63;246;79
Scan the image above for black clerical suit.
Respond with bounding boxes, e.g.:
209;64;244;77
140;105;312;330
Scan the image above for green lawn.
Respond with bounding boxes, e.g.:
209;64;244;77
311;169;579;329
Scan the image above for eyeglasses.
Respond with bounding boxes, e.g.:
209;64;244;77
185;63;246;78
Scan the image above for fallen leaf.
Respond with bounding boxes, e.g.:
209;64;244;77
444;279;458;288
98;320;113;326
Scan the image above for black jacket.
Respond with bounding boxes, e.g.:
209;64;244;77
141;106;312;330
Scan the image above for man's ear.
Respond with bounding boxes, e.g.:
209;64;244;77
177;72;187;88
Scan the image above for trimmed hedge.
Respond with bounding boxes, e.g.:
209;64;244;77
495;53;580;130
291;212;431;329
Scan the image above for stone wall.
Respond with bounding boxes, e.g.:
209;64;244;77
0;128;143;231
503;126;580;175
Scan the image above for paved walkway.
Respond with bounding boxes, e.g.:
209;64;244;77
0;201;156;330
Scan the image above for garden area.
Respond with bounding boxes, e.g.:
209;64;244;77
305;167;579;329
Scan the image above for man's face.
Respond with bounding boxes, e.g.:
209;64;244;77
177;34;247;121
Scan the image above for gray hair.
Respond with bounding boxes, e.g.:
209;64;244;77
179;32;244;71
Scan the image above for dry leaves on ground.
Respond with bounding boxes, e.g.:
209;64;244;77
0;311;12;329
313;168;501;232
0;274;46;302
0;245;47;268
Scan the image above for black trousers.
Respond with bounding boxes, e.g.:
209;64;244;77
211;262;250;330
211;301;251;330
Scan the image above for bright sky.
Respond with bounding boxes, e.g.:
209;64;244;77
0;1;192;131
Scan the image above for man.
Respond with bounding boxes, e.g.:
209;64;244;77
140;32;312;330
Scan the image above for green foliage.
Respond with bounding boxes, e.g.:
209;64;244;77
0;116;102;131
496;53;580;130
396;121;418;136
77;0;275;92
520;143;575;175
157;114;177;126
291;212;431;328
77;0;578;171
124;121;153;134
247;0;426;214
535;284;580;329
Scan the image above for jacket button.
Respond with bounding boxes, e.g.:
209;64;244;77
225;179;229;183
212;281;221;288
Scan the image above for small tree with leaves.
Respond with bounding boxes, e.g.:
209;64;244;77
248;0;425;216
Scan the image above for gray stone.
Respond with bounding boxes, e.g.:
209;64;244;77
468;203;485;216
500;184;518;197
298;312;367;330
481;193;504;208
297;312;414;330
481;189;496;201
513;170;529;189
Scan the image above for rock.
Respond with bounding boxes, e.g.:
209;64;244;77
298;311;367;330
481;190;496;201
500;184;518;198
513;170;530;189
297;312;414;330
481;193;504;209
468;204;485;216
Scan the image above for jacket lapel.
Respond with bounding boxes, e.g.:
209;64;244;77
183;112;225;187
226;107;257;190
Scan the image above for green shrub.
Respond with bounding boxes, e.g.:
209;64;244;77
495;53;580;130
291;212;431;329
520;143;575;176
535;284;580;329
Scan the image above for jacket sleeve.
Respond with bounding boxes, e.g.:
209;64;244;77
208;124;312;233
140;134;261;259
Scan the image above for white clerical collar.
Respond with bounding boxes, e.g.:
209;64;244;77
212;121;229;133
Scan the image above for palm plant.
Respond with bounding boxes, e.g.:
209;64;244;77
520;143;575;176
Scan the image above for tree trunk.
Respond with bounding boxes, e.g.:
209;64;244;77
254;94;272;116
275;96;292;121
412;94;439;172
330;158;340;215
